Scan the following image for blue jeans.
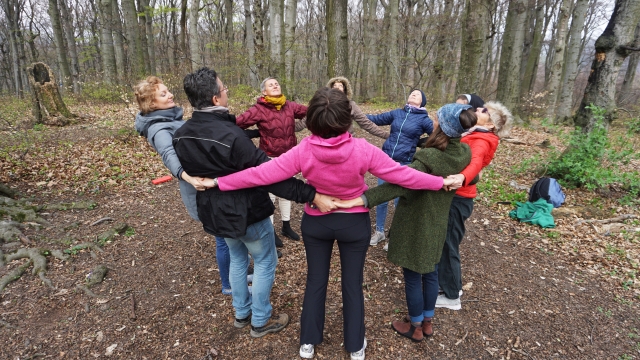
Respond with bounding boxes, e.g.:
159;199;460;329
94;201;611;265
403;265;439;323
215;236;231;290
224;217;278;327
375;177;400;233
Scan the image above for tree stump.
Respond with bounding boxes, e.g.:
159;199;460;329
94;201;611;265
27;62;75;126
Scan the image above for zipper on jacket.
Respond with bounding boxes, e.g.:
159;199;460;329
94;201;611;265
390;108;411;160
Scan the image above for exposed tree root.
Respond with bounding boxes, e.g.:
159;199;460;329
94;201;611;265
0;259;32;292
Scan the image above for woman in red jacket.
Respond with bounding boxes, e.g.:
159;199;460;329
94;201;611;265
235;77;307;243
435;101;513;311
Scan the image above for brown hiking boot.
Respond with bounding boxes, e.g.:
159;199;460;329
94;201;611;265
392;319;423;342
250;313;290;338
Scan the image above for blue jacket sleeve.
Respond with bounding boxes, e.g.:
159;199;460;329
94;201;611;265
422;115;434;136
366;110;396;126
150;129;183;178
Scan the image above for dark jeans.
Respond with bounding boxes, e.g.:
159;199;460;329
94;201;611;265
299;212;370;352
403;265;439;322
438;196;474;299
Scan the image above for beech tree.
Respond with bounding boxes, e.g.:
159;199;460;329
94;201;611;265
574;0;640;130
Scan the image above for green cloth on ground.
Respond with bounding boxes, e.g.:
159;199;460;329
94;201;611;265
509;198;556;228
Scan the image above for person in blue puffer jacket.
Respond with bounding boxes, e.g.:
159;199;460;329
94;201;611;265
366;89;434;250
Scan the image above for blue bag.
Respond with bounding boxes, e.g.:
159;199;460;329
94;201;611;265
528;177;566;208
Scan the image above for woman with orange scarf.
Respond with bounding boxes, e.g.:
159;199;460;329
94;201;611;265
236;77;308;244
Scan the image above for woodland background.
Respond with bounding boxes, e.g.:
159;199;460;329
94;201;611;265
1;0;639;124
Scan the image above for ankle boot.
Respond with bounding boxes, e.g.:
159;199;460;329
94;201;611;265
281;221;300;240
274;233;284;248
422;317;433;336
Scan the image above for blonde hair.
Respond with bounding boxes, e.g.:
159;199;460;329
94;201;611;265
484;101;513;138
134;76;163;114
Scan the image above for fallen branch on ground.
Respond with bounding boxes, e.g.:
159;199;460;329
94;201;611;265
575;214;638;226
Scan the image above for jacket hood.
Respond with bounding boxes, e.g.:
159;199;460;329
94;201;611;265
326;76;353;99
134;107;184;137
306;132;354;164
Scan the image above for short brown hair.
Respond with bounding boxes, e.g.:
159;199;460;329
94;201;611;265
306;87;352;138
134;76;163;114
423;109;476;151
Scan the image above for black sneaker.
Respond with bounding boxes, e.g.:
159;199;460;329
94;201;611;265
234;314;251;328
277;250;283;258
274;233;284;248
250;313;290;338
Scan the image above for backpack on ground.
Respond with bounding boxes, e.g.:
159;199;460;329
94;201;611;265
528;177;566;208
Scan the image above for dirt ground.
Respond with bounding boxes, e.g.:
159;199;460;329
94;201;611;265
1;103;639;359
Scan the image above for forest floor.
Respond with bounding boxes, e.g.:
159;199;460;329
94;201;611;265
0;100;639;360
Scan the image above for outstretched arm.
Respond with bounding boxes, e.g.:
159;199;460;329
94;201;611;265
352;103;389;139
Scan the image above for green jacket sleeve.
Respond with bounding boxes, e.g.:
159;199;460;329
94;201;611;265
364;160;430;207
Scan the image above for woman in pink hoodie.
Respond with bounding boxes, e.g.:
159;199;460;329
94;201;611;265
208;87;457;360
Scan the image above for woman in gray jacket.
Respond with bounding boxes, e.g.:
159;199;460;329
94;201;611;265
327;77;389;139
133;76;234;294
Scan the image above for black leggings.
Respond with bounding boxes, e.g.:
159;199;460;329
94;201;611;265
299;212;370;352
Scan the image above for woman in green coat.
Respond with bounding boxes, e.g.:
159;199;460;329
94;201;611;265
336;103;476;342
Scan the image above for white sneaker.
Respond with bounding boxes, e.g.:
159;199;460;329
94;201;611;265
300;344;314;359
247;274;254;284
370;231;385;245
383;242;388;251
435;294;461;310
350;338;367;360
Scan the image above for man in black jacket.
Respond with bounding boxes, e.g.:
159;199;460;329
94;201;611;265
173;67;333;339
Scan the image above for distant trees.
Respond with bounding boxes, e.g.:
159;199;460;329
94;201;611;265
0;0;633;130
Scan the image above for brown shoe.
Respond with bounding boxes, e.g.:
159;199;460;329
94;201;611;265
392;320;423;342
422;318;433;337
250;313;290;338
404;315;433;337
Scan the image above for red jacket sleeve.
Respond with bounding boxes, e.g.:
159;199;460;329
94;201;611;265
460;139;490;186
236;105;261;129
291;101;308;119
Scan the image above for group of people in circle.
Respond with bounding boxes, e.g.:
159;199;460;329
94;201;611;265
133;67;513;359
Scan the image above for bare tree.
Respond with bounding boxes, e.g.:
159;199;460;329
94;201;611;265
497;0;529;113
457;0;491;95
326;0;348;79
98;0;116;83
618;23;640;105
554;0;589;123
48;0;73;90
545;0;571;118
59;0;80;93
574;0;640;130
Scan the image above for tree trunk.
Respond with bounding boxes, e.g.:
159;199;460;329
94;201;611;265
284;0;297;93
59;0;80;93
189;0;201;71
252;0;266;79
48;0;72;91
1;0;24;96
545;0;571;118
269;0;285;79
574;0;640;130
520;0;547;97
122;0;144;77
386;0;399;97
242;0;258;86
618;23;640;105
225;0;233;47
457;0;490;95
555;0;589;123
496;0;528;113
143;0;156;73
361;0;378;100
180;0;187;68
111;0;126;83
99;0;117;84
27;63;75;125
326;0;349;79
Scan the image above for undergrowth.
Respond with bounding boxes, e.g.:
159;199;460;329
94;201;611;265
539;104;639;200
